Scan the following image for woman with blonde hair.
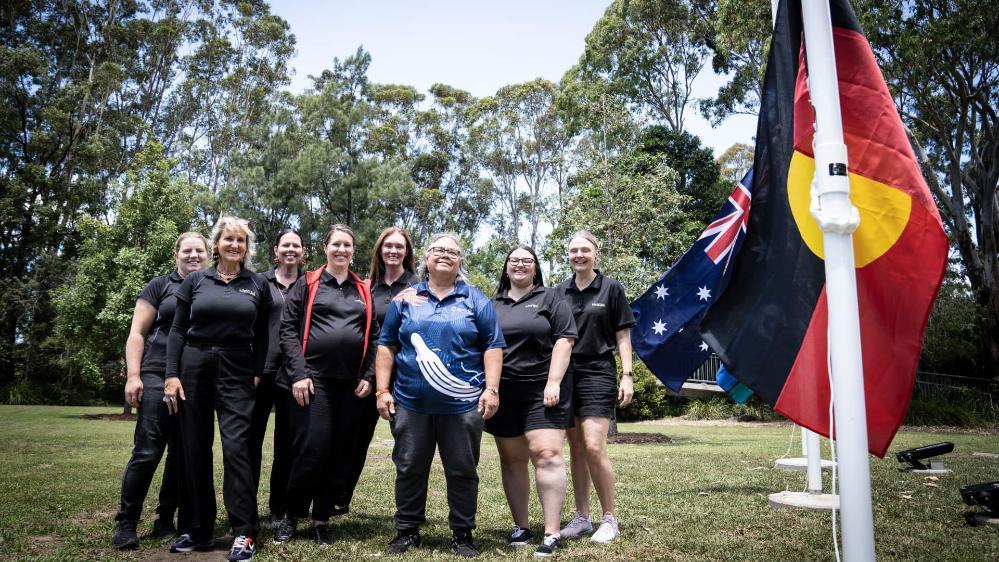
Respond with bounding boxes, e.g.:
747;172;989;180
164;216;272;561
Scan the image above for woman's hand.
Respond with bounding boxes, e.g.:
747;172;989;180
125;376;144;408
355;379;371;398
254;376;260;388
393;287;426;305
543;382;560;407
163;377;185;415
478;389;499;419
618;375;634;407
293;378;315;407
376;391;396;420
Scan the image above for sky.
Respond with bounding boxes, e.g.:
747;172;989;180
268;0;757;156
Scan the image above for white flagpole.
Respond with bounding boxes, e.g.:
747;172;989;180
800;0;876;560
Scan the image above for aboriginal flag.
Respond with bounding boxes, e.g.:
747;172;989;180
699;0;947;458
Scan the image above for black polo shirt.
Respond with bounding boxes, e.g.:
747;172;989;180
165;267;272;377
137;271;184;374
280;270;377;384
556;271;635;358
493;285;577;383
371;270;419;326
262;268;303;376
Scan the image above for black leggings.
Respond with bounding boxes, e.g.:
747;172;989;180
249;373;293;518
115;372;179;523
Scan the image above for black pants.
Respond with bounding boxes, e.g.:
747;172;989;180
249;373;293;518
286;378;360;521
115;372;179;523
177;344;258;540
390;406;483;532
333;391;379;508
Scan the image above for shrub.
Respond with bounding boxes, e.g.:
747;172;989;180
617;362;679;421
904;388;998;427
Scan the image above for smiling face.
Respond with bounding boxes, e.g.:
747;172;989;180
506;248;536;289
381;232;408;270
175;236;208;277
426;236;462;280
324;231;354;271
567;236;597;274
274;232;304;267
215;227;248;268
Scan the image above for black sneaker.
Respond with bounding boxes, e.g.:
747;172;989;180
227;535;256;561
273;518;296;544
387;530;421;554
534;534;561;557
311;524;333;545
450;530;480;558
332;503;350;516
170;533;215;553
510;524;534;546
151;518;177;538
112;520;139;550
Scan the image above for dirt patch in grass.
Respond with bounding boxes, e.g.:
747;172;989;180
608;432;672;444
81;413;136;421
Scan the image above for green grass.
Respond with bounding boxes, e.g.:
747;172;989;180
1;406;998;561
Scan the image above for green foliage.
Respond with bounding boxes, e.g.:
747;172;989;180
700;0;771;124
617;362;676;421
683;396;782;421
904;388;999;427
49;144;198;403
921;269;986;375
637;126;726;228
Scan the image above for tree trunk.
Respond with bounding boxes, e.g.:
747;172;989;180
122;401;132;416
608;411;618;437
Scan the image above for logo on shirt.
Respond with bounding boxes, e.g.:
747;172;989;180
525;304;540;308
590;302;606;308
239;289;257;297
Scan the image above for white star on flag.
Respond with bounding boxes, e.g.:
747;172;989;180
652;320;667;335
654;285;669;299
699;341;709;351
697;286;712;301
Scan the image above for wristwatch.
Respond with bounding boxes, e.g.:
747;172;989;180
622;372;633;378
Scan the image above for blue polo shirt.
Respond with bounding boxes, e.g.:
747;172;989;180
378;280;506;414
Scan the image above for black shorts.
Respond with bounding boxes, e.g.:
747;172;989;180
570;354;617;419
485;377;574;438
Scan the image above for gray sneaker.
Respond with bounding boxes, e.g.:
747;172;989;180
558;511;592;538
590;513;619;543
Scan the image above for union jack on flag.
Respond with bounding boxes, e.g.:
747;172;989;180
630;171;754;392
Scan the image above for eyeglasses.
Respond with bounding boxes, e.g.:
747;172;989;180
508;257;535;266
429;246;461;258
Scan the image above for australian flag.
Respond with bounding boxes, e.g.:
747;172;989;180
630;171;753;392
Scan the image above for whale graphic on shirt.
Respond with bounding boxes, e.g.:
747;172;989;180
410;332;482;401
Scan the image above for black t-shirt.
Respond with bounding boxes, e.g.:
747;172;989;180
370;270;419;326
556;271;635;358
280;271;377;384
493;285;577;383
165;267;272;377
137;271;184;374
262;269;302;377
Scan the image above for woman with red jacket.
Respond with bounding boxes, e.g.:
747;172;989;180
274;224;377;545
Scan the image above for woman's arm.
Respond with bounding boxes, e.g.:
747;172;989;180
616;327;634;406
375;345;398;420
478;347;503;419
543;337;574;407
124;299;156;407
279;278;308;384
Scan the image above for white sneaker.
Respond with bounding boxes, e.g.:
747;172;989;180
590;513;619;543
558;511;593;538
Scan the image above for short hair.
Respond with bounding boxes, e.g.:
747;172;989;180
495;244;544;296
175;231;209;254
323;223;356;247
209;216;256;271
567;229;599;252
271;229;304;261
417;232;468;282
369;227;416;282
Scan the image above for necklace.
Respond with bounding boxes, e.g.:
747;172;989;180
217;268;240;282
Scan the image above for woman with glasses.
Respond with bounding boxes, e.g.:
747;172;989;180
487;245;576;557
374;233;505;558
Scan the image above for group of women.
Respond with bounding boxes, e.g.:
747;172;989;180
112;219;634;561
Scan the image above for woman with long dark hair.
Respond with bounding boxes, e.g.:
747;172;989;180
249;229;304;528
112;232;208;550
164;216;272;561
488;244;576;557
275;224;377;545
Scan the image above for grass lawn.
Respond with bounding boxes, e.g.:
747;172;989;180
1;406;998;561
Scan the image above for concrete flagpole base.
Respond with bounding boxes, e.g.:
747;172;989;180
965;512;999;526
769;491;841;511
774;457;837;472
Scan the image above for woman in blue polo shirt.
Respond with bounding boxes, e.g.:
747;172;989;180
164;216;272;562
375;233;505;558
555;230;635;545
488;244;576;557
112;231;208;550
